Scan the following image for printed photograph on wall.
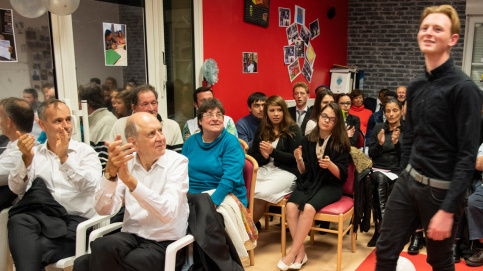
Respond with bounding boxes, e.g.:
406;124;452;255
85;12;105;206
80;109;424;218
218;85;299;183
294;40;304;58
243;52;258;73
0;8;17;62
283;45;295;65
279;7;290;27
306;43;316;67
286;23;298;45
302;59;313;83
288;58;301;82
300;25;311;46
309;19;320;39
244;0;270;28
295;5;305;25
103;22;127;66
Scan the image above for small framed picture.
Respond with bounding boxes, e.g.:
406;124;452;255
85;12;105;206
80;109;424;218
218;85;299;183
243;52;258;73
295;5;305;25
283;45;295;65
310;19;320;39
279;8;290;27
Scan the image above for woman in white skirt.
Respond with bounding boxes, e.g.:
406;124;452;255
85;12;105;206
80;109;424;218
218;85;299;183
249;95;302;224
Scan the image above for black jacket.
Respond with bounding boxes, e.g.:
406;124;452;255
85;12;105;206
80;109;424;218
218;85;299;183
250;124;302;177
288;106;312;135
353;168;372;233
369;122;403;173
187;193;244;271
346;114;361;146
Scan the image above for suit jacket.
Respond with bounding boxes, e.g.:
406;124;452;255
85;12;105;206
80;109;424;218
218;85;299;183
363;97;377;113
288;106;312;135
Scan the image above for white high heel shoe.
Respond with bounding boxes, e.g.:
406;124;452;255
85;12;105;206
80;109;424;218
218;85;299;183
277;258;292;270
289;254;308;270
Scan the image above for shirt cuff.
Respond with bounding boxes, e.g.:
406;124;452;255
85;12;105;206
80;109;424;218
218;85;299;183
211;184;231;206
130;181;150;199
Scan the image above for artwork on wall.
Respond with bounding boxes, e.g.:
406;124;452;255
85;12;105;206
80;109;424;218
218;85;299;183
300;25;311;46
244;0;270;28
302;58;313;83
306;43;316;67
309;19;320;39
0;8;17;62
295;5;305;25
288;59;301;82
294;40;304;58
283;45;295;65
286;23;298;45
279;7;290;27
103;22;127;66
243;52;258;73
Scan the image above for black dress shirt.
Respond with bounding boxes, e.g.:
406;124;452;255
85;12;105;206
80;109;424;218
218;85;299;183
401;57;482;213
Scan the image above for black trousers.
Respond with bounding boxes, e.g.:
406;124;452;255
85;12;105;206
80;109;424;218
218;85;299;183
8;213;84;271
0;185;17;211
375;170;465;271
73;232;185;271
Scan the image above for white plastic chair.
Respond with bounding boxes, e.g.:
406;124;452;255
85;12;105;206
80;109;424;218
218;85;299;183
64;99;90;144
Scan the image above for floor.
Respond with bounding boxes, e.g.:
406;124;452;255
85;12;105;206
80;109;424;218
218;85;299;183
241;219;424;271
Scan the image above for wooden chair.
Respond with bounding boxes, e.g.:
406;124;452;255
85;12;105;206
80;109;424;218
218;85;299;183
239;138;249;153
264;195;290;254
281;162;357;271
243;154;258;266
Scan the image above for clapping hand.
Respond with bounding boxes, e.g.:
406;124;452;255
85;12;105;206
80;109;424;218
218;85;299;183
392;128;400;145
377;129;385;146
260;141;273;159
104;135;135;181
16;131;35;167
294;146;303;163
319;155;332;169
347;125;355;138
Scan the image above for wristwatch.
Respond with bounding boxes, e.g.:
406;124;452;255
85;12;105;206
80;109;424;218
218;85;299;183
104;171;117;181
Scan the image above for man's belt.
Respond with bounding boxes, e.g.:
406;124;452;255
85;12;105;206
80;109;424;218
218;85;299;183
405;164;450;190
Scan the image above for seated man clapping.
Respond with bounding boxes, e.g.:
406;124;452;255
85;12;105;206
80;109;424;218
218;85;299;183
74;112;189;271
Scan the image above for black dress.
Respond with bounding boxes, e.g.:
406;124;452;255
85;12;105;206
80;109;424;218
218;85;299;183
288;136;350;211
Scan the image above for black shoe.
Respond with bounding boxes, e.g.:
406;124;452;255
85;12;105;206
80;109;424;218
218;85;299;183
466;248;483;267
408;231;425;255
367;231;379;247
453;241;462;263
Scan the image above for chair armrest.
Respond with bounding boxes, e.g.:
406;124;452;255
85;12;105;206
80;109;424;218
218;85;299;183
165;234;195;271
87;222;123;253
75;213;115;257
0;207;12;271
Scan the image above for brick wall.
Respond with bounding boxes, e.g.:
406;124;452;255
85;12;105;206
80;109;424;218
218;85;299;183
347;0;466;97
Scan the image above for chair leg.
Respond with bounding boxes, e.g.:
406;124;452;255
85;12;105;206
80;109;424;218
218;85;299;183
264;204;270;230
337;215;343;271
281;202;286;256
249;249;255;266
309;221;315;245
351;214;356;253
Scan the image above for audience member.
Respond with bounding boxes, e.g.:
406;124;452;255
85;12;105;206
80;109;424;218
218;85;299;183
367;98;403;247
304;88;335;135
112;90;132;118
314;85;330;97
278;102;350;270
235;92;267;149
41;82;56;100
73;113;189;271
23;88;41;112
182;98;247;207
0;98;34;210
396;86;407;103
364;88;388;113
109;84;183;151
8;99;101;270
349;88;372;134
78;82;117;144
338;93;361;146
183;87;237;140
288;82;312;135
365;91;397;146
90;78;101;85
250;95;302;224
375;5;482;270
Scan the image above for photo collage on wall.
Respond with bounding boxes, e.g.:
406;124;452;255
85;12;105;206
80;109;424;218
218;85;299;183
279;5;319;82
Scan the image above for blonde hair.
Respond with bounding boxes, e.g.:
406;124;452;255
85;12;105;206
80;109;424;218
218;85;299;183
420;5;460;35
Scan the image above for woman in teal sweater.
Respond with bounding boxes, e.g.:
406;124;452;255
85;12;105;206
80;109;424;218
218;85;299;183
181;98;247;207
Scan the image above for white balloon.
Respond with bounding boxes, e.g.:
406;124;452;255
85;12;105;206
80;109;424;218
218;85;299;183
396;256;416;271
41;0;80;16
9;0;48;18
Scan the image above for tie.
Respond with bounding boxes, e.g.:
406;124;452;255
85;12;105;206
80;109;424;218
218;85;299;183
378;103;383;112
297;110;306;126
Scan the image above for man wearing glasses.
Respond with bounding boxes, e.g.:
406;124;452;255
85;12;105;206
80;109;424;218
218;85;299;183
109;85;183;152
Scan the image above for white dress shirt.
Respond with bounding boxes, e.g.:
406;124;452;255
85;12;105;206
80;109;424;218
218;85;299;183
0;140;21;186
95;150;189;242
9;140;102;218
296;105;309;126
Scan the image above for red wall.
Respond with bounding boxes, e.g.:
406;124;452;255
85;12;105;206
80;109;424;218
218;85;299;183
203;0;349;122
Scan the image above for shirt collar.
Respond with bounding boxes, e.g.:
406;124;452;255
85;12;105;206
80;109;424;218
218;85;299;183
133;151;166;171
39;138;77;154
296;105;308;113
425;57;454;81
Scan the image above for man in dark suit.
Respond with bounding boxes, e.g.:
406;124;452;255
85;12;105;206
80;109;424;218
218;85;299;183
364;88;389;113
288;82;312;135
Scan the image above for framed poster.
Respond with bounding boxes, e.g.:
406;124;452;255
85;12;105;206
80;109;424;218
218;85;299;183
244;0;270;27
103;22;127;66
0;9;17;62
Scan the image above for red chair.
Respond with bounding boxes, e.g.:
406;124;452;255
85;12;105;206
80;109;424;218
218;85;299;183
355;130;366;153
281;161;356;271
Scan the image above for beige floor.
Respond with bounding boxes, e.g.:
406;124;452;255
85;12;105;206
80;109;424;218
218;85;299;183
241;219;426;271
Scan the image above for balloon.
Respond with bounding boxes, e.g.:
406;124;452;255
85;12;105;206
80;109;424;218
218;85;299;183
9;0;48;18
41;0;80;16
396;256;416;271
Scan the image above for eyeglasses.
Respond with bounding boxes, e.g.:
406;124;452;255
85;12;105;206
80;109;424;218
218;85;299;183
339;102;351;106
320;113;336;123
203;112;224;119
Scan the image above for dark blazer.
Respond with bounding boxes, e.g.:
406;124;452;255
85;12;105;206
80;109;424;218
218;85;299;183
363;97;377;113
288;106;312;135
346;114;361;146
250;124;302;177
187;193;244;271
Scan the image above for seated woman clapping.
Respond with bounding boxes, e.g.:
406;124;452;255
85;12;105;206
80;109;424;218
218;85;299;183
249;95;302;224
367;97;403;247
277;102;351;270
181;98;247;207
